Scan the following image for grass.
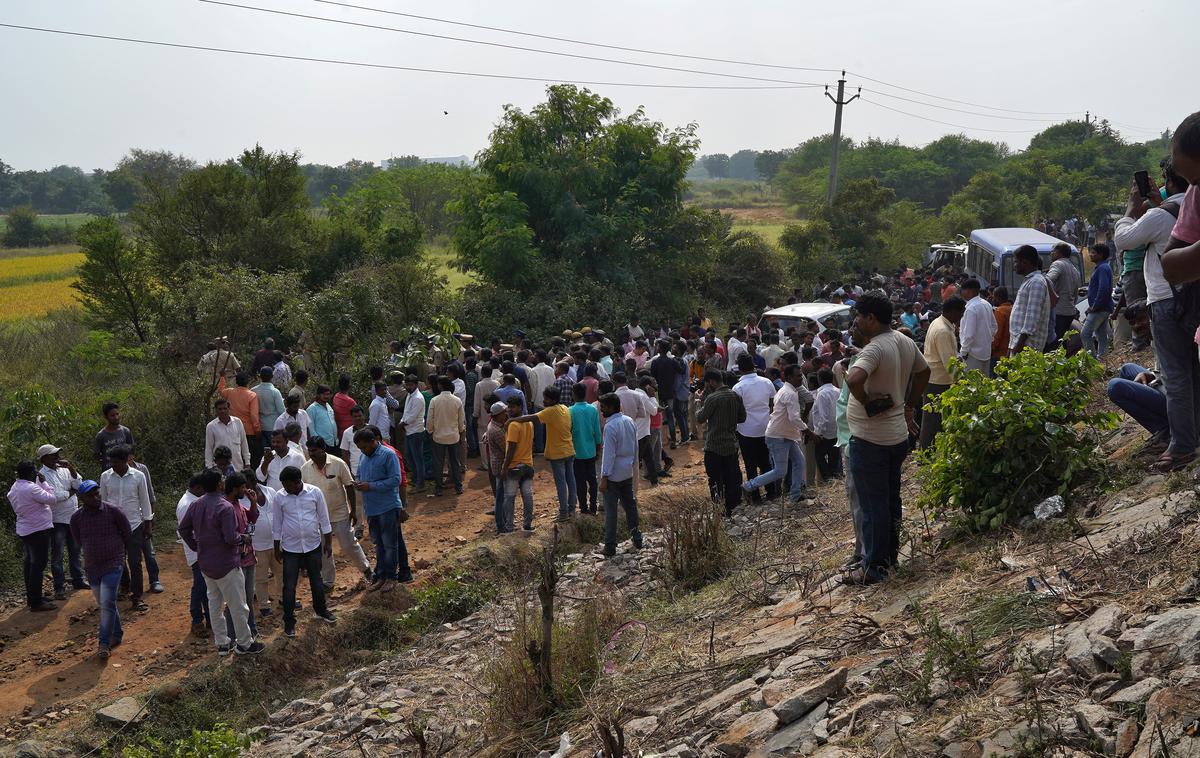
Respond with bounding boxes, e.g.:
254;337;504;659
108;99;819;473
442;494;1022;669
425;240;477;292
0;251;84;286
0;212;92;233
733;221;789;247
0;243;81;260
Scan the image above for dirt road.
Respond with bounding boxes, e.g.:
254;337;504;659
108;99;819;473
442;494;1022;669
0;443;705;742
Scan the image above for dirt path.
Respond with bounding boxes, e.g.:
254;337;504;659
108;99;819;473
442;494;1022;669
0;443;706;741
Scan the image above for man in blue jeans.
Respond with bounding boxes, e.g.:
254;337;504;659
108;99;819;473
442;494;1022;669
1107;361;1169;452
598;393;642;558
71;480;131;660
842;292;930;586
353;428;413;591
741;364;813;504
1081;243;1115;359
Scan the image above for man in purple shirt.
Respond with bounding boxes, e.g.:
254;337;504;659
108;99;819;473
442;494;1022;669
70;481;131;659
178;470;265;656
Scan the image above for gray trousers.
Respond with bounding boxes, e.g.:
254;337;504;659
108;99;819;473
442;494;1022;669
320;519;371;586
962;355;991;376
843;446;863;564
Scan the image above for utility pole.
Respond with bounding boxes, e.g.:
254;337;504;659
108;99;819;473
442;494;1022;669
825;72;860;204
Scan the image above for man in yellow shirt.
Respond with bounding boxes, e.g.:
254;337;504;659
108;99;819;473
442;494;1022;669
500;395;536;532
509;386;576;520
919;296;965;450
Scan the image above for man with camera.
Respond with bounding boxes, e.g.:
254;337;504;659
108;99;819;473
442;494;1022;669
842;292;930;586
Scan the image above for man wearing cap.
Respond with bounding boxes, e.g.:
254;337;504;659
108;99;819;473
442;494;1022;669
71;480;132;657
38;445;87;599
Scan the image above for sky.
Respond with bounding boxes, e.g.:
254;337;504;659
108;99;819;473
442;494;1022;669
1;0;1191;171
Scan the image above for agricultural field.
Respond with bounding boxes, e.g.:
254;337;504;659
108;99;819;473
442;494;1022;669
0;212;93;233
0;245;83;319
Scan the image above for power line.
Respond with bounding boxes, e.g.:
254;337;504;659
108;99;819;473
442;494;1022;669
0;22;826;90
198;0;828;87
859;98;1042;134
310;0;842;75
856;87;1081;123
847;70;1080;117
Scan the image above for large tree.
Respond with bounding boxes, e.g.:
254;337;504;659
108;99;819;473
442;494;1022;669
452;85;706;292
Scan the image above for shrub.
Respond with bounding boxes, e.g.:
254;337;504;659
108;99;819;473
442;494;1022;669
122;723;249;758
658;493;732;591
917;347;1119;531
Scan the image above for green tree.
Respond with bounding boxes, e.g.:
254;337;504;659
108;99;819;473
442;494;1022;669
728;149;759;180
133;146;315;278
707;229;786;312
879;201;945;270
73;217;158;342
754;149;792;181
452;85;703;291
105;149;197;211
2;205;41;247
701;153;731;179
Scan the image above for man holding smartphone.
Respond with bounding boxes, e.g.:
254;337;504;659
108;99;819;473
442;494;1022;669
843;292;930;586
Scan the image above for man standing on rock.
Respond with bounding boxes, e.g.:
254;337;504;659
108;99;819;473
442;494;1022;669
598;393;642;557
178;469;265;656
843;292;930;585
696;369;746;517
71;480;130;658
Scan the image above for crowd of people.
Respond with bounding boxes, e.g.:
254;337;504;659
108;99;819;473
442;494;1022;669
8;112;1200;660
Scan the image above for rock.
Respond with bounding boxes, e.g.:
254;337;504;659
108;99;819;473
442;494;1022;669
826;694;899;732
95;697;147;726
941;742;982;758
749;701;829;758
938;713;969;742
1035;495;1066;519
773;667;848;726
1064;604;1127;677
624;715;658;742
736;620;811;658
1114;716;1140;758
1105;677;1163;706
692;678;760;720
1130;686;1200;758
1132;607;1200;676
1073;702;1116;754
761;679;796;708
714;710;779;757
771;649;834;679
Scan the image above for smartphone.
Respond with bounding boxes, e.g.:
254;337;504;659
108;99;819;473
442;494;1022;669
1134;170;1151;198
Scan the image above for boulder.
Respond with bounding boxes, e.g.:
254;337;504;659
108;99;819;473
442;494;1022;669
737;619;811;658
772;667;848;726
1114;716;1140;758
95;697;147;726
692;678;760;720
1131;607;1200;676
1130;686;1200;758
713;709;780;757
749;701;829;758
1073;702;1117;754
1104;677;1163;706
1063;604;1126;677
771;649;835;679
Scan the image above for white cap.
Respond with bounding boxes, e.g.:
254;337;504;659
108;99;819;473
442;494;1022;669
490;402;507;415
36;444;61;458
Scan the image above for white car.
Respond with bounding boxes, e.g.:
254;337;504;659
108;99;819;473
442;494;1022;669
759;303;854;335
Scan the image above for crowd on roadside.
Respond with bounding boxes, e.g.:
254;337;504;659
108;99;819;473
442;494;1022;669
8;112;1200;662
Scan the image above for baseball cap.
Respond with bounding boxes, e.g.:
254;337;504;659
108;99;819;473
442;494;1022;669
490;402;507;415
36;444;61;458
78;480;99;495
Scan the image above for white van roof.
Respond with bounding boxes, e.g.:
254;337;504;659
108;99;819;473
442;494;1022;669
970;228;1077;255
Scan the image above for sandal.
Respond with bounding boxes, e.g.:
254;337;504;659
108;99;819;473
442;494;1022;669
1150;451;1196;473
839;567;883;586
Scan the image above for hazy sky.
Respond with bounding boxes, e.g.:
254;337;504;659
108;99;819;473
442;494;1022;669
1;0;1191;171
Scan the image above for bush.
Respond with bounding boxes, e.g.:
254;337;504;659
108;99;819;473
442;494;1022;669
122;723;249;758
917;347;1119;531
659;493;732;591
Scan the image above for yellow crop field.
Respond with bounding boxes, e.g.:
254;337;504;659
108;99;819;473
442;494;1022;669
0;249;83;320
0;277;81;320
0;252;85;286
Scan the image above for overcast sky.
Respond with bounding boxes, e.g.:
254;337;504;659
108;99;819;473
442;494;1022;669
1;0;1190;171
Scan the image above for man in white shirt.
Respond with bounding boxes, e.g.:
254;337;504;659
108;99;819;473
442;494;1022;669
741;364;814;504
759;333;786;370
176;475;211;637
272;466;335;637
473;366;500;452
274;394;310;450
205;398;250;469
625;317;645;342
397;374;427;493
339;405;369;477
529;350;556;455
368;382;398;441
732;354;778;501
726;328;748;372
808;368;842;480
99;444;152;610
257;430;306;491
303;438;371;590
615;372;659;486
957;279;997;376
38;444;86;597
